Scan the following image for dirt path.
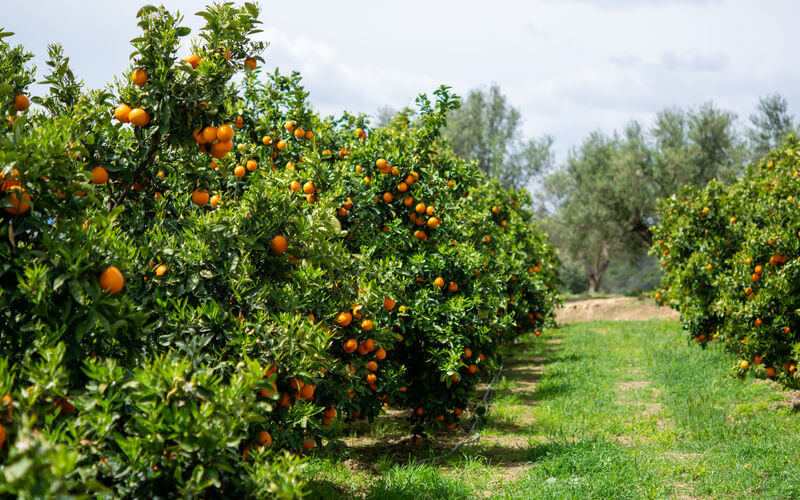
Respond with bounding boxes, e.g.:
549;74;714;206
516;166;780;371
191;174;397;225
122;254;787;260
557;296;679;323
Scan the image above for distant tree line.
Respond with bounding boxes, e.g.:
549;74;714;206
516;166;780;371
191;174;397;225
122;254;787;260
376;89;799;294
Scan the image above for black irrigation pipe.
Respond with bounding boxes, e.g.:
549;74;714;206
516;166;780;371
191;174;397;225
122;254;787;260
417;360;505;464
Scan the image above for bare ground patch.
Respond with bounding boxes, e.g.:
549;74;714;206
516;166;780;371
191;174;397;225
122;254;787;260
557;297;680;323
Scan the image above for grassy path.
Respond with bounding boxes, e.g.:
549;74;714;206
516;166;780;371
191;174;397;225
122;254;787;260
304;319;800;499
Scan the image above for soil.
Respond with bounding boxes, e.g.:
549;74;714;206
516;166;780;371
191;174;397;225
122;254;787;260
557;296;679;323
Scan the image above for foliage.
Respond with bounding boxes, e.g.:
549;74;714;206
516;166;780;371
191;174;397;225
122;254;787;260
0;4;559;497
441;84;553;191
652;136;800;386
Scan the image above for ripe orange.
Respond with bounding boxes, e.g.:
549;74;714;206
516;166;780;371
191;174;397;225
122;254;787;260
244;58;257;71
294;128;305;138
427;217;440;228
276;140;287;151
53;397;76;416
209;194;221;207
361;319;373;331
114;104;131;123
343;338;357;353
415;407;424;416
91;166;109;184
131;69;147;86
234;116;244;129
404;196;414;207
376;158;387;169
303;181;315;195
246;159;258;171
426;205;434;216
271;235;288;254
448;282;458;292
415;203;426;214
464;347;472;358
383;297;395;310
257;431;272;447
192;189;209;206
289;181;301;192
5;186;31;215
261;135;272;145
185;54;200;68
740;360;749;370
202;126;218;143
414;230;427;241
305;130;314;139
383;192;393;203
128;108;150;126
234;165;246;178
155;264;167;277
398;182;408;192
433;277;445;288
375;348;386;360
766;367;776;377
367;361;378;372
364;338;375;351
299;384;316;399
468;364;478;374
210;140;233;159
99;266;124;294
13;94;30;112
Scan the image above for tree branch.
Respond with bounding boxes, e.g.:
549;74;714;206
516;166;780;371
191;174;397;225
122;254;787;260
111;133;160;211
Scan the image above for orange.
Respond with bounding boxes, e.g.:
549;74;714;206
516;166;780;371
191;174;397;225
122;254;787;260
276;140;287;151
382;192;393;203
289;181;301;192
343;338;357;353
426;205;434;216
202;126;218;143
433;277;445;288
53;397;76;416
244;58;257;71
754;318;763;327
364;338;375;351
114;104;131;123
415;203;426;214
234;116;244;129
305;130;314;139
303;182;315;195
367;361;378;372
128;108;150;126
754;265;764;275
209;194;221;207
468;364;478;374
376;159;387;169
294;128;305;138
91;166;108;184
13;94;30;112
448;282;458;292
210;140;233;159
0;423;4;449
271;235;288;254
454;407;463;416
284;121;296;132
415;407;424;416
740;360;749;370
257;431;272;447
302;439;315;450
375;348;386;360
99;266;124;294
324;406;337;418
185;54;200;68
234;165;246;178
246;159;258;171
414;230;427;241
192;189;209;206
766;367;776;377
491;206;499;214
464;347;472;358
361;319;373;331
337;312;353;326
299;384;315;399
155;264;167;277
5;186;31;215
383;297;395;310
131;69;147;86
427;217;440;228
261;135;272;145
404;196;414;207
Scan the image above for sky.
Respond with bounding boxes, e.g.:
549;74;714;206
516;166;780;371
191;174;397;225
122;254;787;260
4;0;800;161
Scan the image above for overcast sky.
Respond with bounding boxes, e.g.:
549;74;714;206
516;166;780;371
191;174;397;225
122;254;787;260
5;0;799;160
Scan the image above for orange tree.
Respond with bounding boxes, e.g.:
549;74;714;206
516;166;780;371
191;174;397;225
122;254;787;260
652;137;800;386
0;3;559;496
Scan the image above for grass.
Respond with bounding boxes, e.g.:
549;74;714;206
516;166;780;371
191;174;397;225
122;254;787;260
302;319;800;498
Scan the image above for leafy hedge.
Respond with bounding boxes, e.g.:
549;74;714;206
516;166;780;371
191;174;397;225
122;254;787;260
653;136;800;385
0;3;559;497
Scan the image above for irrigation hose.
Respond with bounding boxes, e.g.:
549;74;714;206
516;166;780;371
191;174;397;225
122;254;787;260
417;360;504;464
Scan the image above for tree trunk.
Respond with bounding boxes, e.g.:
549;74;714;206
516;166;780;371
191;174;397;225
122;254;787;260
579;240;611;295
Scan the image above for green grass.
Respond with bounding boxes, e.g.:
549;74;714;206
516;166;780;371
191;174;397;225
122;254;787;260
303;319;800;498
